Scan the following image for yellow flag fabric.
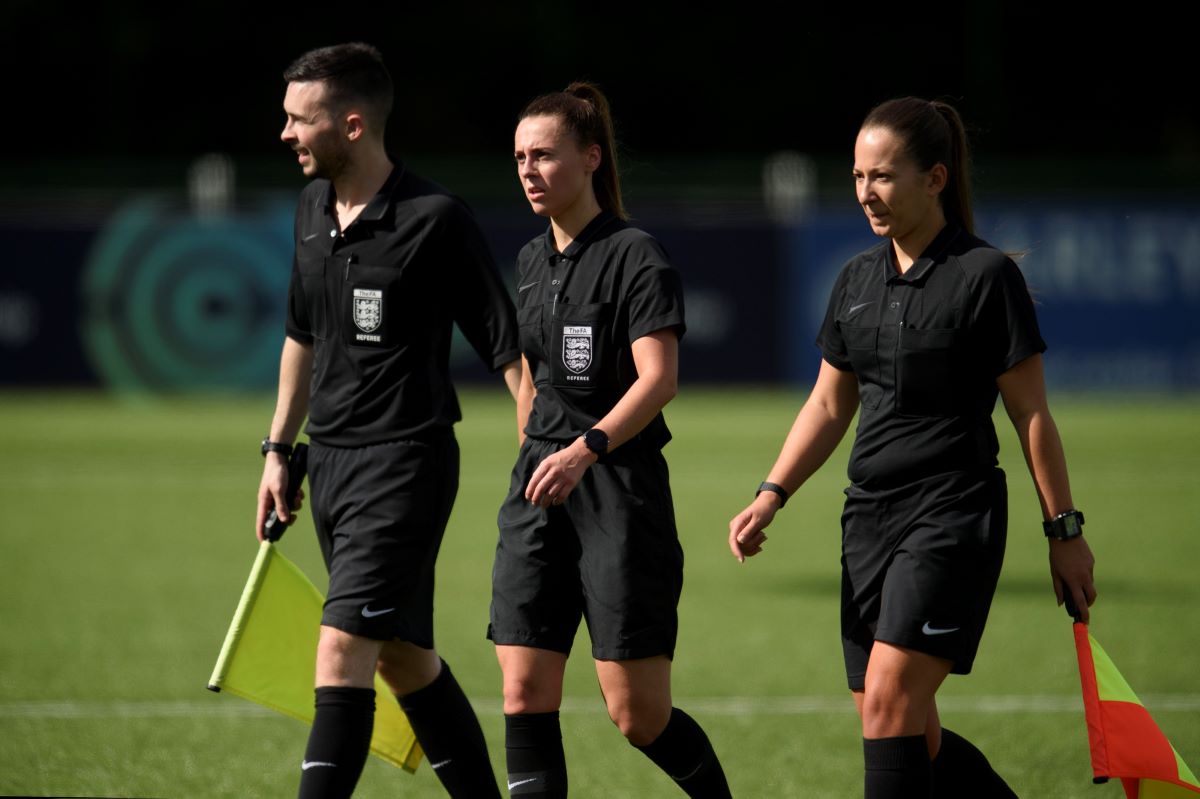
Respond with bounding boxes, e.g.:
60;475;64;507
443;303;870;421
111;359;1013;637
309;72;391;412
208;540;423;772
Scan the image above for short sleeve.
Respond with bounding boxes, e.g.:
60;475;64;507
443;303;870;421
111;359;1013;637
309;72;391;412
815;264;853;371
284;241;313;344
625;240;686;343
974;257;1047;376
442;198;520;371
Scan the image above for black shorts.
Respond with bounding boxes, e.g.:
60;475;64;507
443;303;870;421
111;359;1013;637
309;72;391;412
308;430;459;645
488;438;683;661
840;468;1007;690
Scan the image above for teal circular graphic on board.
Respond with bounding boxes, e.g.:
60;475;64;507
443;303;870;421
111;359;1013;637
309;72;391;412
82;196;294;390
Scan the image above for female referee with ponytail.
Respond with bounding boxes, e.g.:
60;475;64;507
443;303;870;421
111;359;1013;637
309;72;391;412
728;97;1097;798
488;83;731;798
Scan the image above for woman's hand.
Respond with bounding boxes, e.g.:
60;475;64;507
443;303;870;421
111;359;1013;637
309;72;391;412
1049;536;1097;622
525;438;598;508
728;493;782;562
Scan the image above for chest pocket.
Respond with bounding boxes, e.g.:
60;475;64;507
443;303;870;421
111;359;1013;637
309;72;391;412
550;302;612;390
343;262;401;349
297;255;328;341
896;326;966;416
841;325;882;410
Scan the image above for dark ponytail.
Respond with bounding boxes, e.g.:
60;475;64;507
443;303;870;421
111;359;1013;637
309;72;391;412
862;97;973;234
519;81;626;220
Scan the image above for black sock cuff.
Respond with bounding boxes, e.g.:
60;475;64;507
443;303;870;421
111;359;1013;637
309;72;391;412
314;685;376;709
863;735;928;771
505;711;562;747
935;727;966;758
635;707;698;756
397;658;454;712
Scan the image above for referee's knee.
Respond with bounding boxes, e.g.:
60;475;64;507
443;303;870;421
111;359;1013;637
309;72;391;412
605;698;670;746
502;678;560;715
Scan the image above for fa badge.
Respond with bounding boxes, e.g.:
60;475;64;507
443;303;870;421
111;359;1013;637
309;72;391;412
562;325;592;373
352;288;382;332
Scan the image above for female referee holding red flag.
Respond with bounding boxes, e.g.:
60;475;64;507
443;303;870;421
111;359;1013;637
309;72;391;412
729;97;1098;798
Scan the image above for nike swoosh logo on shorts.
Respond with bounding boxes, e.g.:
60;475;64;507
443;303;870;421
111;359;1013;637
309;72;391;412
302;760;337;770
518;281;540;293
430;759;452;770
361;605;396;618
847;301;872;316
508;777;539;789
921;622;960;636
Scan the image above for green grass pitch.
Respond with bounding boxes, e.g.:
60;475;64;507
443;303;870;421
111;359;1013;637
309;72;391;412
1;388;1197;797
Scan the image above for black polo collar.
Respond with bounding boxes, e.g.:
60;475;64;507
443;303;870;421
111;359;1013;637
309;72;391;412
540;209;621;261
313;160;406;222
886;223;963;284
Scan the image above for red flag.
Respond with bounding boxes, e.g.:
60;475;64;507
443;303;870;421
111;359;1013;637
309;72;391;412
1073;622;1200;797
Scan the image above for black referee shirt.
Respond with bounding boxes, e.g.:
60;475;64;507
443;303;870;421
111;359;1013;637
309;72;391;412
286;163;520;446
516;211;686;449
816;224;1046;489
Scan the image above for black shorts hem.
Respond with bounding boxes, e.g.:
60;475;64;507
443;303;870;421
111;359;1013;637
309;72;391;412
592;643;675;662
486;627;574;656
843;630;976;689
321;612;433;648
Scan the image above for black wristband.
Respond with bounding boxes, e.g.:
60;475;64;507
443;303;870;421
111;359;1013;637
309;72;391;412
1043;509;1085;540
261;438;293;458
756;481;789;508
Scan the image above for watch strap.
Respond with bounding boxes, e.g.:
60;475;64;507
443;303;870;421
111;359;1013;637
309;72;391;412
262;438;294;458
756;481;789;508
1043;509;1085;540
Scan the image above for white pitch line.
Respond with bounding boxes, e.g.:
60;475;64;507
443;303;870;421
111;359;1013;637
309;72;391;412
3;695;1200;720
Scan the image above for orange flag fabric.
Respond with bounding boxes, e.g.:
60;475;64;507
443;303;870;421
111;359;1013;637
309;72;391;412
1073;622;1199;798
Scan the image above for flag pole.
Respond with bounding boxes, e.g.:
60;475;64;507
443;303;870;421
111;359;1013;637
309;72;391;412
208;540;274;692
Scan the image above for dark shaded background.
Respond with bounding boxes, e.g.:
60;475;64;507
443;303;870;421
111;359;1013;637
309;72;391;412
2;4;1196;391
4;3;1192;194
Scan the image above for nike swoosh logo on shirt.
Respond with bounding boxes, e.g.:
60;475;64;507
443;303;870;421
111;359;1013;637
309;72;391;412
518;281;540;293
847;301;872;316
302;232;320;242
361;605;396;618
921;622;960;636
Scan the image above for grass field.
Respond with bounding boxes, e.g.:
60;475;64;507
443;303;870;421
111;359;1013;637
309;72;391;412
1;388;1197;798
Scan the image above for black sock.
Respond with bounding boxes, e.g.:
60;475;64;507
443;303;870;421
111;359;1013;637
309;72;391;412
634;707;731;798
297;686;375;799
397;659;500;798
504;711;567;797
864;735;931;798
932;728;1017;798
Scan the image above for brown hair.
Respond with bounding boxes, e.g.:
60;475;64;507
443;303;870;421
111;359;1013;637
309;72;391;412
862;97;973;234
520;82;626;220
283;43;394;133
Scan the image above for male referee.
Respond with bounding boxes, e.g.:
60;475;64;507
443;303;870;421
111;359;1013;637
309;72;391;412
255;43;520;798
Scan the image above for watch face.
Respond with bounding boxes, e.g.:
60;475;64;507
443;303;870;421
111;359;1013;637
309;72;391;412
585;429;608;455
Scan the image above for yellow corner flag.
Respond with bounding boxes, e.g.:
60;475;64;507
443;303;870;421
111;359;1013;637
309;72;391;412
208;540;423;773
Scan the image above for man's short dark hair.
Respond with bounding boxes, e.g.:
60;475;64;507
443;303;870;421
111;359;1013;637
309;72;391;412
283;43;394;131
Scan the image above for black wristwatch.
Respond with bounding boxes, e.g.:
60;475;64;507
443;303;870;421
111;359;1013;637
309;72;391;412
583;428;609;458
1043;509;1085;540
756;481;789;508
261;438;294;458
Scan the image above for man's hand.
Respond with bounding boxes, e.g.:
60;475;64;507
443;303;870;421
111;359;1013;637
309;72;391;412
255;453;303;541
